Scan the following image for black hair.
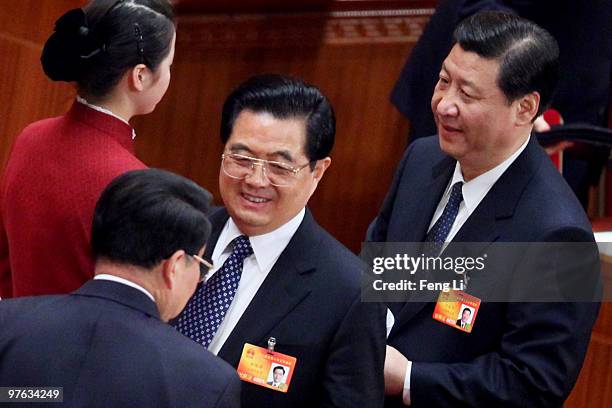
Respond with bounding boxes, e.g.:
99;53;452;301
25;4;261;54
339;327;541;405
453;11;559;118
220;74;335;166
273;366;285;374
41;0;175;98
91;169;212;269
462;308;472;315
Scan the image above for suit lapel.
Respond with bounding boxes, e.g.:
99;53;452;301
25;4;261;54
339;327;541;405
388;155;454;320
391;137;543;335
403;155;456;242
217;210;319;366
453;136;541;244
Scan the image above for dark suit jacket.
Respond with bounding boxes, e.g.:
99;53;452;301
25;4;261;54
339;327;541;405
196;208;386;408
368;136;601;407
0;280;241;408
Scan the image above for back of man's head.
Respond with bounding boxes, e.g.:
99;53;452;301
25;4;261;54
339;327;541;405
91;169;212;268
454;11;559;118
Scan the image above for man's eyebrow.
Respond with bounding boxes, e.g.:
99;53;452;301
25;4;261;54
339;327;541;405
228;143;253;154
229;144;295;162
441;62;481;93
269;150;294;163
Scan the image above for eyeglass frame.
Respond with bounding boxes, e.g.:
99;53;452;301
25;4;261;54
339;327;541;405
221;153;313;187
188;254;214;282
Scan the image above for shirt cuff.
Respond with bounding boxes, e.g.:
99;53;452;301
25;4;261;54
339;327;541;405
402;360;412;405
386;308;395;338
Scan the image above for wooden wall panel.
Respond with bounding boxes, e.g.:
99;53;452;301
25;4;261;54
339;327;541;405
0;0;84;167
567;260;612;407
566;302;612;407
175;0;437;14
134;10;430;251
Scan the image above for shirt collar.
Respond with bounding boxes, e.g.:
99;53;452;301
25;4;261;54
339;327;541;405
451;135;530;213
213;208;305;274
94;274;155;302
76;96;137;140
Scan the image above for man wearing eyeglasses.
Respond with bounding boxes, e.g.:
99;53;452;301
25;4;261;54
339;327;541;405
0;169;240;407
174;74;386;408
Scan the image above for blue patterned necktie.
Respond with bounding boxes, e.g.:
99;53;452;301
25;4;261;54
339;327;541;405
175;235;253;348
425;181;464;255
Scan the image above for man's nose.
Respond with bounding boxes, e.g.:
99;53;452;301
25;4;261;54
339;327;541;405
245;162;270;187
436;93;459;117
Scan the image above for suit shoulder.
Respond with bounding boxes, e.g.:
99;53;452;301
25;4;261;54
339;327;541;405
0;295;64;321
518;157;592;235
309;224;366;290
410;135;444;156
397;136;447;172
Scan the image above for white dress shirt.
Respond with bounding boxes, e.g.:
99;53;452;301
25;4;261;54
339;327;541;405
94;274;155;302
206;209;305;355
401;135;530;405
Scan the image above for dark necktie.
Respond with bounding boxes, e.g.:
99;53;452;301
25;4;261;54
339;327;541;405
175;235;253;348
425;181;464;255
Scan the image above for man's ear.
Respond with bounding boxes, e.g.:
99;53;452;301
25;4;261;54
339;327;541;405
516;91;540;126
128;63;149;92
312;157;331;181
161;250;186;290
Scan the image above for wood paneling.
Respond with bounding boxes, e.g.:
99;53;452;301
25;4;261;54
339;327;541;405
566;304;612;407
0;0;84;167
175;0;437;14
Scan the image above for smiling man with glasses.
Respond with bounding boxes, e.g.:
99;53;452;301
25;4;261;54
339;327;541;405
174;74;386;408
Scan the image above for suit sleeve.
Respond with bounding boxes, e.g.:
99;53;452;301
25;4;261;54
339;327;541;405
409;227;601;407
213;372;241;408
321;294;387;408
366;145;414;243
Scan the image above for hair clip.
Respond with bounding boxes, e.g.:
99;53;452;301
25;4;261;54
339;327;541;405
133;23;145;64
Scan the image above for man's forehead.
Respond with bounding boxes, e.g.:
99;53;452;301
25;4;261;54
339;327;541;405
228;110;309;160
442;45;501;87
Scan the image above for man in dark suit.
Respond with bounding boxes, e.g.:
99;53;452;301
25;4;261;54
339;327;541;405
174;74;386;408
392;0;612;207
368;13;600;407
0;169;240;407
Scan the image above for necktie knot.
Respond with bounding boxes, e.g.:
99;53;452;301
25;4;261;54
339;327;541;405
448;181;464;206
231;235;253;262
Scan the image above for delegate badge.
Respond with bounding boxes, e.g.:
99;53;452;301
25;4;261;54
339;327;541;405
237;342;297;393
432;290;481;333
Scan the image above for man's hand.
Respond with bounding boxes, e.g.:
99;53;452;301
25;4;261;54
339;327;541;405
384;345;409;397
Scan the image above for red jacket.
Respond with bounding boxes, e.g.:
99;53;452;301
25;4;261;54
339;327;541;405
0;102;146;298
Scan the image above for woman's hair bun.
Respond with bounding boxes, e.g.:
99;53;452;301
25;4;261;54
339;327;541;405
41;8;99;82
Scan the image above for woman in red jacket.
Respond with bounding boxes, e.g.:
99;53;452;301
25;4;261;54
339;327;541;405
0;0;176;298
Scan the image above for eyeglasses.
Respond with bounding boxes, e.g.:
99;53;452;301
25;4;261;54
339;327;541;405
189;254;214;282
221;153;312;187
